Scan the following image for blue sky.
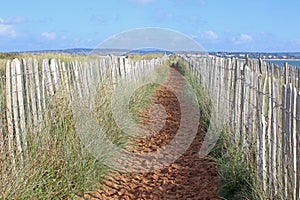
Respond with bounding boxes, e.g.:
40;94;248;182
0;0;299;52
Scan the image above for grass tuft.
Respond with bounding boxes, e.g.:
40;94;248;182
0;89;108;199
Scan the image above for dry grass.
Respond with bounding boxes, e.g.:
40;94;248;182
0;54;169;199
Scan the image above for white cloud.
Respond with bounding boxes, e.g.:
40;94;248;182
294;39;300;46
41;32;57;40
239;34;253;42
232;34;253;43
0;16;26;38
4;17;25;24
61;35;67;40
203;31;218;40
0;19;16;38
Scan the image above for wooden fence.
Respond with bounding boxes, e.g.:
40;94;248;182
1;53;300;198
180;54;300;199
0;55;167;171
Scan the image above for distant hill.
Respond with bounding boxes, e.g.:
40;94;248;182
126;48;173;55
5;49;300;59
10;48;93;55
9;48;173;56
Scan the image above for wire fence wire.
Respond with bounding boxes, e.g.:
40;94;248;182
0;55;167;183
180;54;300;199
1;54;300;198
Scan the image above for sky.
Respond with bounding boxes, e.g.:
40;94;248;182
0;0;299;52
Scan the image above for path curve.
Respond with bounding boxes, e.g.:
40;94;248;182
82;67;219;200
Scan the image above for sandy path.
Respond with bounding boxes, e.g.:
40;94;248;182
82;67;219;200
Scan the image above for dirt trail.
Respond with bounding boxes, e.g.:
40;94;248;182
83;68;219;200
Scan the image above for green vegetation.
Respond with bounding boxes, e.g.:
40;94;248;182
126;53;165;61
1;54;274;199
95;63;169;147
0;52;20;60
0;54;169;199
171;59;270;200
128;83;160;124
0;89;108;199
213;132;266;200
170;59;212;132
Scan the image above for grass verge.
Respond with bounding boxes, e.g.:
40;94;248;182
0;56;169;199
0;89;108;199
172;59;268;200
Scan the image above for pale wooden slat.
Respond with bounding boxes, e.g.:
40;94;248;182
243;66;250;152
43;59;54;97
291;86;297;198
282;84;288;198
232;59;239;141
0;71;3;153
261;76;267;192
16;58;27;152
62;62;70;94
34;59;43;128
11;59;23;164
286;84;292;199
256;75;262;179
271;77;278;195
28;58;38;129
5;60;15;169
249;70;256;151
239;61;246;148
41;59;47;113
284;62;289;84
274;79;281;195
67;62;74;100
296;92;300;200
267;76;272;195
50;59;59;92
73;60;82;98
22;59;32;134
82;62;90;98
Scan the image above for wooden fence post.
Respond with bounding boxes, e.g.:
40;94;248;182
239;57;246;148
33;59;43;129
22;59;32;132
267;75;272;196
296;92;300;200
261;76;267;192
284;62;288;84
297;68;300;89
282;84;288;198
12;59;23;165
271;77;279;195
5;60;15;169
256;75;262;186
16;58;27;152
291;87;297;198
232;59;238;142
285;84;292;199
28;58;38;130
0;73;3;154
50;59;59;92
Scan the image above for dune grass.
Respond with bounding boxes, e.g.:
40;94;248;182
0;54;271;199
171;59;271;200
0;55;170;199
0;87;109;199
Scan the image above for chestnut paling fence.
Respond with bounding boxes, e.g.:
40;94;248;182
1;54;300;198
0;55;166;172
180;54;300;199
